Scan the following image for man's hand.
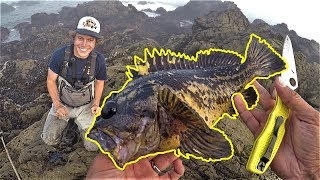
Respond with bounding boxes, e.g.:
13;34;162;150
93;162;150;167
47;68;69;119
234;78;320;179
91;104;100;115
55;104;69;119
86;152;185;179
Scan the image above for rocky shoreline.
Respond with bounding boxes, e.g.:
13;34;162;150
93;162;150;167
0;1;319;179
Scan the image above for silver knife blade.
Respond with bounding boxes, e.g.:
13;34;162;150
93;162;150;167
280;35;298;90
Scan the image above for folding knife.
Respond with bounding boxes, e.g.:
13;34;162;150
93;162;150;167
246;35;298;174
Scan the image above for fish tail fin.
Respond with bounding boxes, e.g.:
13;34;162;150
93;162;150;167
244;34;286;77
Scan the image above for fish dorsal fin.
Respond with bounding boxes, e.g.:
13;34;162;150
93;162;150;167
158;88;233;160
136;48;242;75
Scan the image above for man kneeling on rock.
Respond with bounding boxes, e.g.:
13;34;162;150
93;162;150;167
41;16;106;151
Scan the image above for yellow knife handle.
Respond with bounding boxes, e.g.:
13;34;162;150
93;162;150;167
246;95;289;174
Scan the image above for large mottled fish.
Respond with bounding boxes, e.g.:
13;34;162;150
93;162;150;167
87;34;287;168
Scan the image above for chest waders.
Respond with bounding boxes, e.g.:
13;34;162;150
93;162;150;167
58;45;97;107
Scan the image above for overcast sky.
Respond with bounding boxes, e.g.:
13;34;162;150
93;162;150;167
226;0;319;43
169;0;319;43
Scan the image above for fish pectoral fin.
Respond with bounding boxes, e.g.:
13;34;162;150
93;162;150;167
179;124;232;160
158;88;195;119
158;88;233;160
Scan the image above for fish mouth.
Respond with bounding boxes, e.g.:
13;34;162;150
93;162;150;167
88;128;117;152
88;128;139;166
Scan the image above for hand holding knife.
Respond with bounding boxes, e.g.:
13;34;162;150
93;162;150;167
246;35;298;174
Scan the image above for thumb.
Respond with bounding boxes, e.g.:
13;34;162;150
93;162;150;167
275;77;310;112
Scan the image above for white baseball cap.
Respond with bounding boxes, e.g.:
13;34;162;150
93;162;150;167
76;16;101;39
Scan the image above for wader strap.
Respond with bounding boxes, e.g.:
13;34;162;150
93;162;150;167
61;45;97;85
61;45;71;78
80;51;97;84
89;52;97;81
71;57;77;84
81;54;94;84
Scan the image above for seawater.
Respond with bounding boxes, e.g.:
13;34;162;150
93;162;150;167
1;1;87;42
1;1;86;28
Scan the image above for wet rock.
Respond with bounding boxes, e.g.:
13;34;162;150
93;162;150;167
31;12;59;27
0;27;10;42
137;1;149;5
155;7;167;15
141;8;153;13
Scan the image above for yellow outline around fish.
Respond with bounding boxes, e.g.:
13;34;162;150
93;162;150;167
85;33;288;170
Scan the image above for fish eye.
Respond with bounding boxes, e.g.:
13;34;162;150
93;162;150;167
101;101;117;119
